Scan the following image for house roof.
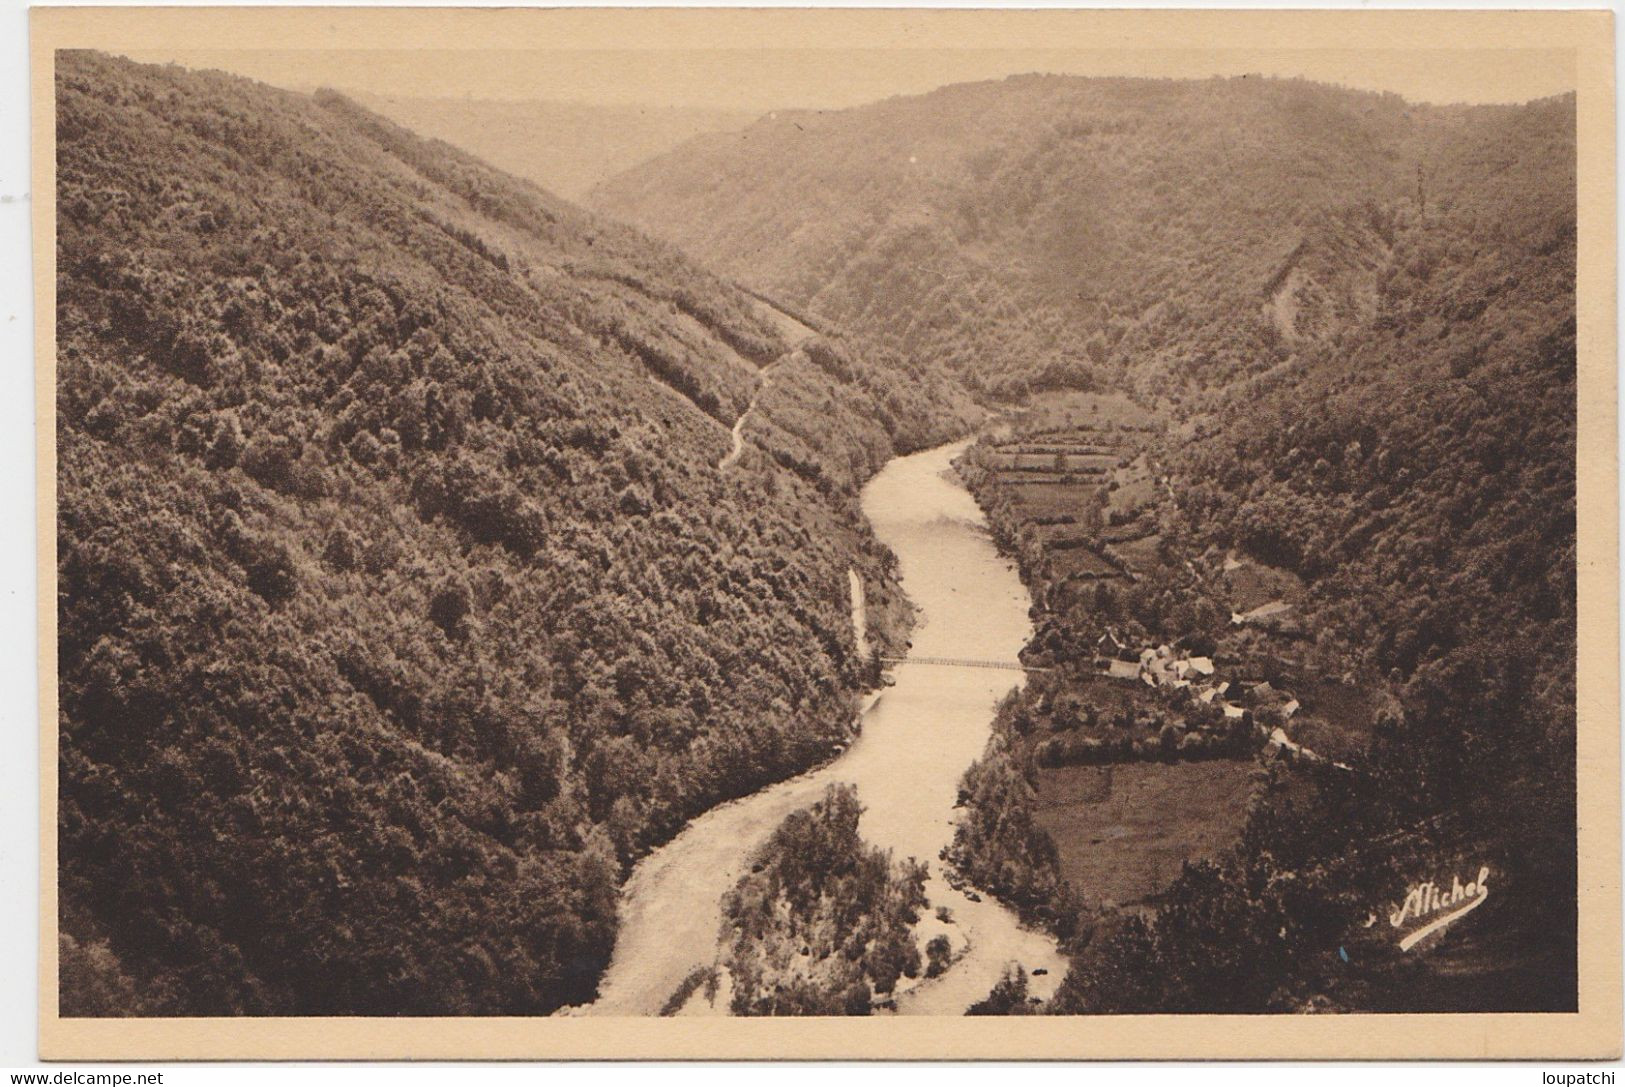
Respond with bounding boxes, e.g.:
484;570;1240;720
1105;659;1140;680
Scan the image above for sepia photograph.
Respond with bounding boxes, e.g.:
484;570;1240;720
28;4;1620;1062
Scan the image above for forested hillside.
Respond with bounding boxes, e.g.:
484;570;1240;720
943;93;1577;1012
54;50;974;1016
593;74;1446;398
55;46;1579;1021
1091;93;1579;1012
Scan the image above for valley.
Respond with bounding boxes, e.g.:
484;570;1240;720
54;49;1579;1021
592;74;1578;1013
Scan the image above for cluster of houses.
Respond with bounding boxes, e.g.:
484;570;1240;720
1096;642;1353;768
1101;643;1301;727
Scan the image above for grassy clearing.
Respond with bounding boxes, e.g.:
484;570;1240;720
1106;461;1158;517
1036;522;1092;545
1033;761;1260;910
994;452;1116;472
1113;533;1164;574
1050;549;1122;579
1028;391;1162;431
1221;557;1307;612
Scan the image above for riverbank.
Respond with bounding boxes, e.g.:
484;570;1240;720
567;439;1067;1016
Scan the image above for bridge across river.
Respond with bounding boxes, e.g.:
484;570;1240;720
880;655;1049;673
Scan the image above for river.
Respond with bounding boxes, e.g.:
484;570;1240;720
571;439;1067;1016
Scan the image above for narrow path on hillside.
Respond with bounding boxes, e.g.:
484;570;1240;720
718;357;786;470
717;295;818;471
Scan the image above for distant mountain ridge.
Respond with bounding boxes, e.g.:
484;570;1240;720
592;73;1571;401
350;91;756;200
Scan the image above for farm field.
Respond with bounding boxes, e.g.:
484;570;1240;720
991;452;1118;472
1106;458;1158;517
1032;761;1260;910
1006;482;1102;512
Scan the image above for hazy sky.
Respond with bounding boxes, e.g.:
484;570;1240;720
123;46;1577;113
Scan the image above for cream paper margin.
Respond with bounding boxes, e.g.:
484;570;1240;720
29;5;1621;1061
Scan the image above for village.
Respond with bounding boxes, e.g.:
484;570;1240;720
964;393;1355;771
950;391;1375;920
1094;637;1341;767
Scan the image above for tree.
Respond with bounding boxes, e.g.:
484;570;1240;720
429;578;472;637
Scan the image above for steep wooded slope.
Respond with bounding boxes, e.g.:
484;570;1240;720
55;50;973;1016
1107;94;1580;1012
